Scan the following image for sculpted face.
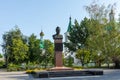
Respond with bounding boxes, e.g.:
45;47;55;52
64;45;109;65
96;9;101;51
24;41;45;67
56;26;60;35
53;26;63;39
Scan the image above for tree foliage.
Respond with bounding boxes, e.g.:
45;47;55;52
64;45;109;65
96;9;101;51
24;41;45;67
0;53;3;58
43;39;54;67
2;27;54;69
28;34;42;63
64;18;89;52
64;18;90;67
2;26;29;66
11;38;28;63
64;55;74;67
85;1;120;68
76;49;90;67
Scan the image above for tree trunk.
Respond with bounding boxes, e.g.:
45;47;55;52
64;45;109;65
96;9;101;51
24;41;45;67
107;63;110;68
98;62;101;67
114;61;120;69
81;62;84;67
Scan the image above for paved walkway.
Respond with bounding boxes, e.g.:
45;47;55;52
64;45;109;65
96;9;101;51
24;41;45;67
0;70;29;80
0;69;120;80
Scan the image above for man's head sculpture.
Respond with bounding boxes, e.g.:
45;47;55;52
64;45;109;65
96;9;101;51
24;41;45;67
53;26;63;39
56;26;60;35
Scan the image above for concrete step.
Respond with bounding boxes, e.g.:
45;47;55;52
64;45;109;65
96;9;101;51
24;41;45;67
31;70;103;78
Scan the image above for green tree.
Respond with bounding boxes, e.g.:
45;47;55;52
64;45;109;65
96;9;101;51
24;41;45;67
85;19;106;67
11;38;28;64
28;34;42;63
64;18;90;67
28;35;54;68
64;18;89;52
2;26;28;67
64;55;74;67
107;22;120;68
85;2;120;68
76;49;90;67
0;53;3;58
43;39;54;68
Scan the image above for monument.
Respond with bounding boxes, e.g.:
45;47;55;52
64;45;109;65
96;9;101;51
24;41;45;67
51;26;73;71
29;26;103;78
53;26;63;67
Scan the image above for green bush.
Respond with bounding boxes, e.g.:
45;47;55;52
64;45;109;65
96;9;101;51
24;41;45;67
7;63;21;71
0;54;3;58
7;62;45;71
26;62;37;70
64;56;74;67
72;65;83;70
0;61;4;67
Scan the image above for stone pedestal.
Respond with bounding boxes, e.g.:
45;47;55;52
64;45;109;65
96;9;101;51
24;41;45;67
50;38;73;71
55;51;63;67
54;39;63;67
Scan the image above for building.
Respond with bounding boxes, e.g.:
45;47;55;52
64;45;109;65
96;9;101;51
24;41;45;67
40;30;44;49
109;7;115;22
64;17;81;65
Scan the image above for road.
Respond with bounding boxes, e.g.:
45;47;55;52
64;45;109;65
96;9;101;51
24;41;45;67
0;69;120;80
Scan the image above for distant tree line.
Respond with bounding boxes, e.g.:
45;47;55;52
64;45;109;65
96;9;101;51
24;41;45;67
1;26;54;69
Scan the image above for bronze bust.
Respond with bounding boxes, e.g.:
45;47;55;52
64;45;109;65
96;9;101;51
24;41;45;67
53;26;63;39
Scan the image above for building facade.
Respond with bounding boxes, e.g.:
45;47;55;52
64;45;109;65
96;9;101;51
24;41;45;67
64;17;81;65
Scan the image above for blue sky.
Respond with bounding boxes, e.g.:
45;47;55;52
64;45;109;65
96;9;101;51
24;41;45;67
0;0;120;53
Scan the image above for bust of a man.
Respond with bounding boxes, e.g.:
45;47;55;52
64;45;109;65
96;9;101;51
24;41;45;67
53;26;63;39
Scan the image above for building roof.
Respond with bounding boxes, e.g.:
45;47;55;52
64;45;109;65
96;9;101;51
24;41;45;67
67;17;73;32
40;30;44;37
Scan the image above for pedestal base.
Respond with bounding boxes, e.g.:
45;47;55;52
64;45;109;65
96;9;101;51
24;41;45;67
50;67;73;71
30;69;103;78
55;51;63;67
